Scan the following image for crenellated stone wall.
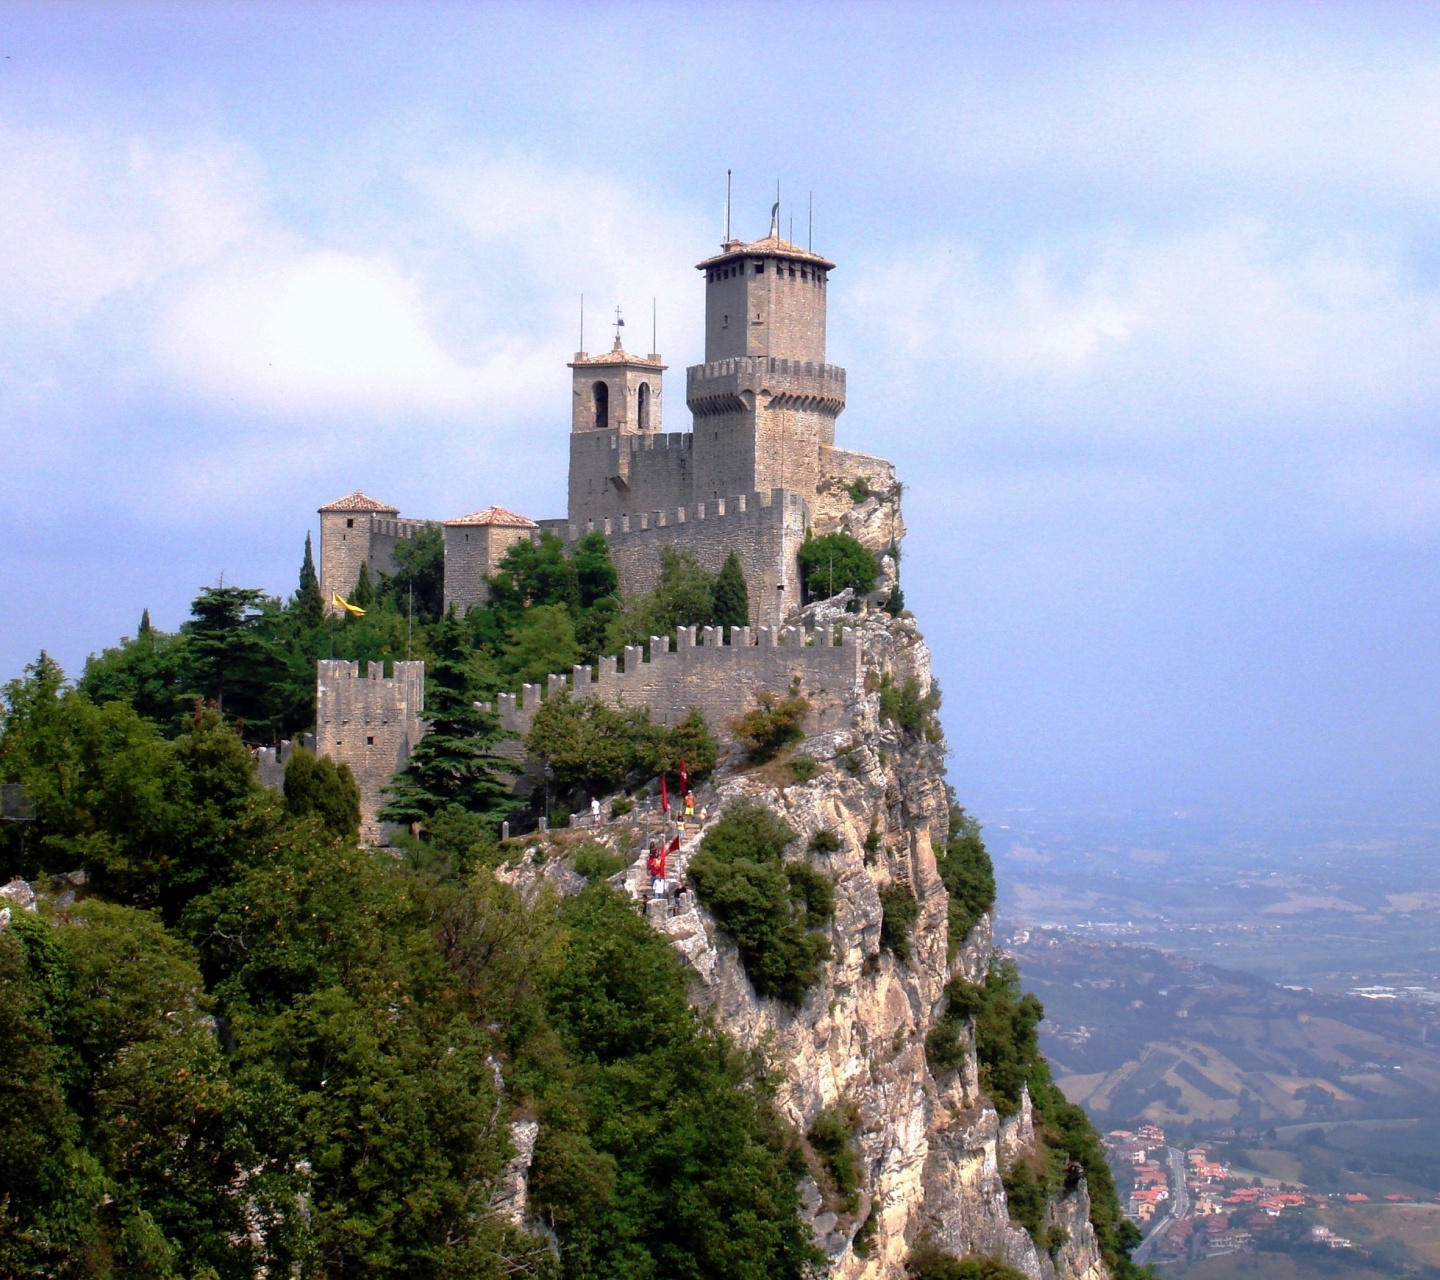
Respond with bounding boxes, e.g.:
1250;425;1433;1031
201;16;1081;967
481;622;861;740
315;659;425;843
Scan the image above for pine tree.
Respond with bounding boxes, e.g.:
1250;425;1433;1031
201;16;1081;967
378;609;518;828
294;532;324;630
352;562;373;609
138;608;153;636
711;550;750;633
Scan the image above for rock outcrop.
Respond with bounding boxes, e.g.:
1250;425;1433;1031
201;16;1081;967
516;603;1112;1278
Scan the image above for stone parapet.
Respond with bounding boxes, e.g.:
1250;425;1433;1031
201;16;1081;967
480;623;860;741
686;357;846;417
315;659;425;844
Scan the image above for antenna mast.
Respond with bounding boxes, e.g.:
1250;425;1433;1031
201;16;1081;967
725;169;732;242
808;192;813;250
579;293;584;354
652;297;657;354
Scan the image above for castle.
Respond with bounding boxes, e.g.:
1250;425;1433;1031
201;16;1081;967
314;210;904;839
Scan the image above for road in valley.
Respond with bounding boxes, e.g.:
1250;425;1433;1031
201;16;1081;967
1132;1146;1190;1265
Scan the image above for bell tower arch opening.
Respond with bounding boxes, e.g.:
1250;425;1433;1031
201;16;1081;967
638;382;651;431
593;381;610;430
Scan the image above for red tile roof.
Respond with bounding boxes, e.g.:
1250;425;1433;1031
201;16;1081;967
445;505;537;528
319;490;399;514
697;232;835;272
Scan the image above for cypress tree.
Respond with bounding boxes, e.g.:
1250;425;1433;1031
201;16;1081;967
711;550;750;633
138;608;152;636
378;609;518;828
295;532;324;629
352;563;373;609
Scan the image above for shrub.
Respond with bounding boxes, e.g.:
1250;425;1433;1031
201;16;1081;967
925;1018;967;1075
879;883;920;963
863;825;882;864
808;829;841;855
877;674;941;739
573;843;625;881
853;1204;878;1258
790;753;818;784
844;476;872;503
797;532;877;601
687;802;833;1007
283;746;361;840
808;1103;861;1213
728;690;810;762
936;802;996;954
610;796;634;818
906;1240;1028;1280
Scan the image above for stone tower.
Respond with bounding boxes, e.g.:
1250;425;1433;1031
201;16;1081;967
688;212;846;505
567;332;682;525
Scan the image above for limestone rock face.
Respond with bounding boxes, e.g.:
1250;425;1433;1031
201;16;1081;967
636;609;1109;1279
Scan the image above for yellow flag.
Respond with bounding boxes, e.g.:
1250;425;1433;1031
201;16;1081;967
331;592;365;617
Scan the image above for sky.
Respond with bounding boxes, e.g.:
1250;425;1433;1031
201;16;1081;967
3;1;1440;824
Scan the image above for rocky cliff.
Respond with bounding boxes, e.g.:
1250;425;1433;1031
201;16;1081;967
506;602;1112;1279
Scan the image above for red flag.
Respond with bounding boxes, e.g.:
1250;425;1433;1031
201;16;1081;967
661;773;669;814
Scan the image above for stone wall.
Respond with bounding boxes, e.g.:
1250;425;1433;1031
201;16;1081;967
545;487;809;630
567;429;694;524
443;522;533;615
482;622;860;740
315;660;425;843
319;512;438;609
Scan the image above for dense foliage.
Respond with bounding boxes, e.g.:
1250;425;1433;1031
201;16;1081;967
807;1102;861;1214
905;1243;1028;1280
935;797;997;955
879;882;921;963
524;695;718;808
728;689;810;762
796;531;877;601
687;802;834;1007
930;959;1147;1279
0;660;821;1278
904;1244;1031;1278
282;747;361;839
878;673;942;741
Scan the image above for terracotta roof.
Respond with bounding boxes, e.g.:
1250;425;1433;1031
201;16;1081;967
697;233;835;272
445;505;538;528
319;490;399;514
569;334;665;368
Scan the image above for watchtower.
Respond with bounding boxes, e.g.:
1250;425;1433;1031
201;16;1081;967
318;490;399;611
688;210;846;504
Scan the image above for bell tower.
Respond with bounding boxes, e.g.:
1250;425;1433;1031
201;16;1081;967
688;210;846;503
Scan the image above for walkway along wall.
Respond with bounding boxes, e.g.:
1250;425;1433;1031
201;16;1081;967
316;659;425;844
481;623;861;740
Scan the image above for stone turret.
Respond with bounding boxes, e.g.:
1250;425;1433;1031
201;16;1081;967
689;223;845;506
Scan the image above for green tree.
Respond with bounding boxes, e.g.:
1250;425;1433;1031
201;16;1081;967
79;622;191;729
711;550;750;631
796;531;877;601
352;561;374;608
611;546;717;645
283;746;361;839
571;530;619;608
379;523;446;623
936;799;996;954
487;531;578;614
501;604;581;687
687;802;833;1007
380;612;518;828
184;585;287;729
729;689;810;761
294;531;325;631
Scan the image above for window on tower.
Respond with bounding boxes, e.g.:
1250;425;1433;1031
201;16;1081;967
638;382;651;431
593;381;609;430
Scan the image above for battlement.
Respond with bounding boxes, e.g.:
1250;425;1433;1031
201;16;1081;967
316;659;425;843
253;733;316;791
371;516;439;540
552;486;799;544
686;357;846;418
480;623;861;741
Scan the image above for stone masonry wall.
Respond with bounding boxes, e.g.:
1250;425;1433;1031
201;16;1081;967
544;487;810;631
567;429;693;524
316;659;425;843
319;513;438;610
482;622;860;740
443;523;533;616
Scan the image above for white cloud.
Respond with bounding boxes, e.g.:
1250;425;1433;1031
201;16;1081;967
845;220;1440;432
158;249;508;415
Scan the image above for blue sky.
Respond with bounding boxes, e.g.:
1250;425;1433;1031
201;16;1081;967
4;1;1440;821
